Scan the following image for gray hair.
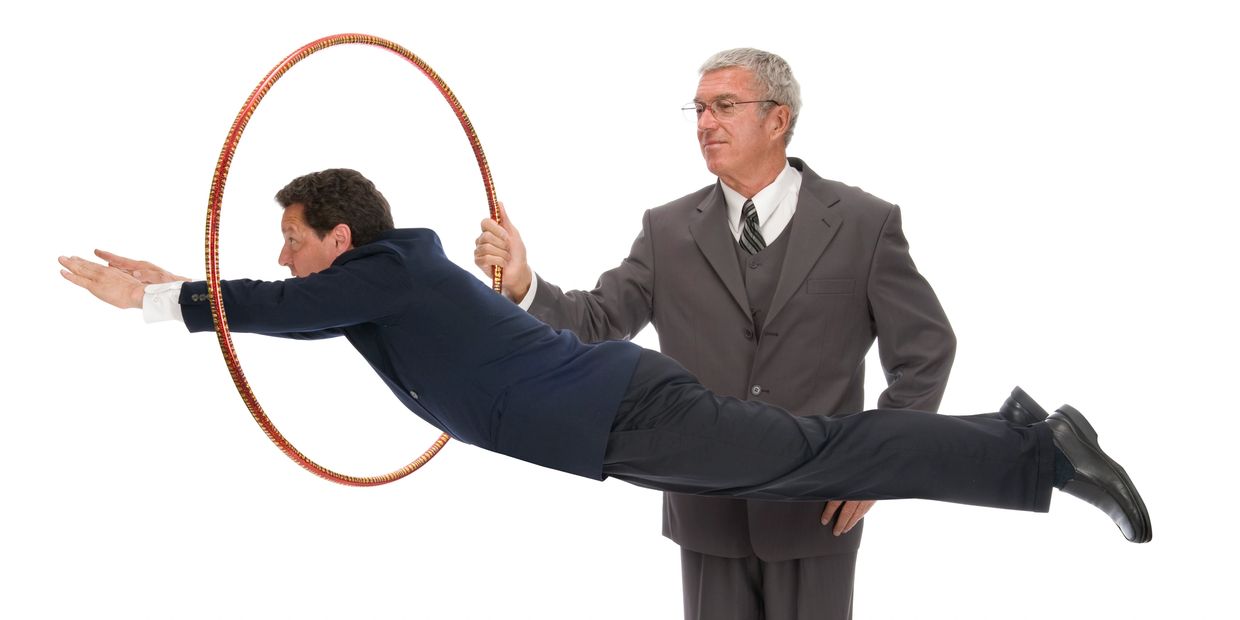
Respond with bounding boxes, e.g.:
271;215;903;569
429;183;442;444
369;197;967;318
700;48;801;145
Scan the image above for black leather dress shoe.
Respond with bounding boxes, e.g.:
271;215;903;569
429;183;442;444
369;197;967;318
1000;386;1050;426
1047;405;1152;543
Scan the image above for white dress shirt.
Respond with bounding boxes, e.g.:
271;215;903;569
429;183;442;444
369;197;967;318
143;281;185;323
719;161;802;244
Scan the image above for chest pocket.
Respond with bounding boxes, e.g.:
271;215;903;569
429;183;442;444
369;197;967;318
806;278;855;295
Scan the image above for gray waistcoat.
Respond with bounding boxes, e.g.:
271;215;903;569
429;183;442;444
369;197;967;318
734;226;792;337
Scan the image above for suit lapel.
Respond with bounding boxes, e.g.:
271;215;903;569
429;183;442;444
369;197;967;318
766;162;843;326
689;184;751;317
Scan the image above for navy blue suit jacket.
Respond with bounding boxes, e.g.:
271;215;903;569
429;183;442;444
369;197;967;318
178;228;641;479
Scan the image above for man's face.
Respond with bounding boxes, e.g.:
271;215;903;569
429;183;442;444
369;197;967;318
695;67;783;183
278;203;347;277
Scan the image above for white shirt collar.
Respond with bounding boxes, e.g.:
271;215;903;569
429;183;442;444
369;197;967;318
721;161;802;242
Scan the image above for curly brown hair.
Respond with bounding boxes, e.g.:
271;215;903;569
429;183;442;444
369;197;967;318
275;169;395;246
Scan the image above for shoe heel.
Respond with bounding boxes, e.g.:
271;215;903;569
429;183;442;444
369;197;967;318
1056;404;1099;444
1007;386;1049;422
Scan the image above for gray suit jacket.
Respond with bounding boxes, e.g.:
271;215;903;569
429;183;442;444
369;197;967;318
530;158;955;560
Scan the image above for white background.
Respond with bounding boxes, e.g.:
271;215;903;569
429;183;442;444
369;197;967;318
3;1;1237;618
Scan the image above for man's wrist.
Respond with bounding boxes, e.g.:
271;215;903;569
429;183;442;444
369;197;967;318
143;281;187;323
515;272;537;311
129;283;146;308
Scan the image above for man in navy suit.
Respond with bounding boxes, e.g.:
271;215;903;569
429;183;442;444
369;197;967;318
58;168;1151;543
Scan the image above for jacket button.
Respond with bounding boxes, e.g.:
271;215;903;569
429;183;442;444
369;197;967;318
751;385;762;395
744;329;754;340
409;390;419;399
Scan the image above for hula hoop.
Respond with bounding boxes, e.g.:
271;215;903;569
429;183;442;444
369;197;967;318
205;33;501;486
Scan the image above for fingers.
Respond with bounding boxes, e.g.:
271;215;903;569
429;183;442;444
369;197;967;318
821;499;872;535
833;500;874;536
60;255;107;280
93;248;125;262
476;224;508;249
475;217;512;273
59;255;145;309
95;249;187;283
95;248;151;280
474;229;510;263
476;203;520;248
821;500;842;526
474;249;509;270
477;219;507;249
832;502;858;536
480;215;507;238
60;255;141;284
94;249;142;270
475;203;529;299
59;264;91;288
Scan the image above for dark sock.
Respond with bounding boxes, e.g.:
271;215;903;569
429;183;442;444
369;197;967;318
1053;446;1075;489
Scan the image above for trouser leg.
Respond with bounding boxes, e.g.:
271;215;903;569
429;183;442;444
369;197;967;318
761;553;856;620
680;549;857;620
681;549;762;620
604;350;1055;511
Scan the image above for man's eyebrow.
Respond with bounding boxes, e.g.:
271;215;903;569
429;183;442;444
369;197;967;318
695;93;741;103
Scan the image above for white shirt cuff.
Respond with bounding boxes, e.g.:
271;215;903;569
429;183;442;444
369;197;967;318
516;272;538;311
143;281;185;323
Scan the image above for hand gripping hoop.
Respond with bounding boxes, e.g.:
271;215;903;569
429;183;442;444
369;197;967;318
205;34;502;486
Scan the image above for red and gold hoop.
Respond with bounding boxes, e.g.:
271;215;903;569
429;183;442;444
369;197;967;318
205;34;501;486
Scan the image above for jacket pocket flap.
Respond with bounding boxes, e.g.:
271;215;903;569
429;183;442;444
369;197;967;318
806;278;855;295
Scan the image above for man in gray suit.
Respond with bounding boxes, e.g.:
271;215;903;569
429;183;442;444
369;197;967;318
475;48;955;620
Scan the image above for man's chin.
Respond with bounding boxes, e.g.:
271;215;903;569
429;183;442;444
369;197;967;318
702;158;728;178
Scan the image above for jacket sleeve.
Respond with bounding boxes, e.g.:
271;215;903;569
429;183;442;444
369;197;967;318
526;209;656;343
868;206;957;411
178;252;411;337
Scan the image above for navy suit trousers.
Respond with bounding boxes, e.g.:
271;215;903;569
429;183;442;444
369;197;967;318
603;350;1055;512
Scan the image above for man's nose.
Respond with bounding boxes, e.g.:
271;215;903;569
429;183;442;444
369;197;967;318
697;107;719;132
278;245;291;267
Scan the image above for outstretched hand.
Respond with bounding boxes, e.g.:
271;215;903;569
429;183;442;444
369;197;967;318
94;249;189;284
474;202;532;303
58;255;147;309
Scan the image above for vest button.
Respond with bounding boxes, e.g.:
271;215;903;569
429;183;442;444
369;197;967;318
751;385;762;396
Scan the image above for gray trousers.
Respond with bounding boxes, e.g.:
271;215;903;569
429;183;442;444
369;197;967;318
682;549;856;620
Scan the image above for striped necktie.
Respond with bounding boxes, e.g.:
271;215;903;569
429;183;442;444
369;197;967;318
739;199;766;255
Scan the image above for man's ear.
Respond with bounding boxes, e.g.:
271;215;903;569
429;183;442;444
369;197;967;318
330;223;354;252
767;104;791;142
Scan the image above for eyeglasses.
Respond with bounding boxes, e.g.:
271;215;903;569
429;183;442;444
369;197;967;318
682;99;779;121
